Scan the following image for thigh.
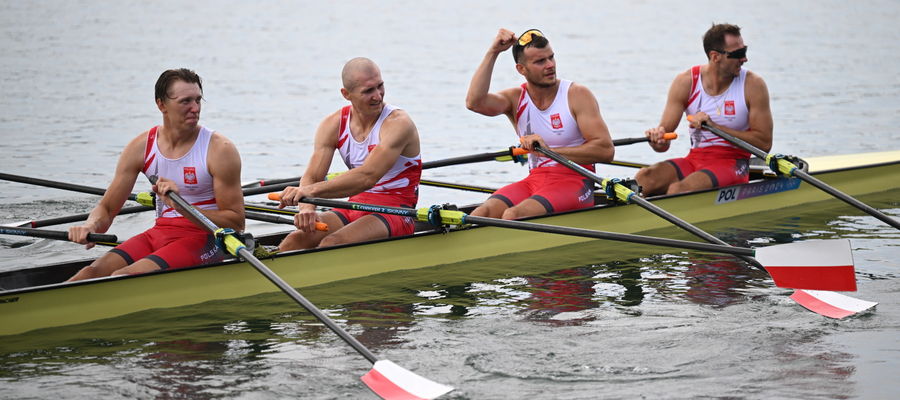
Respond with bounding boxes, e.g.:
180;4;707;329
530;175;594;213
279;211;345;251
699;158;750;187
320;214;390;247
146;232;223;270
502;197;553;219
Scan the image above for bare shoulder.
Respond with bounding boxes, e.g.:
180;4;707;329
568;82;597;99
672;68;693;87
744;69;768;88
319;108;343;129
383;108;418;134
209;131;239;153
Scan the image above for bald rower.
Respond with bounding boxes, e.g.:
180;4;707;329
276;57;423;251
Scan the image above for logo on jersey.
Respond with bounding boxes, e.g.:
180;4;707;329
550;113;563;129
183;167;198;184
368;144;377;153
724;100;735;115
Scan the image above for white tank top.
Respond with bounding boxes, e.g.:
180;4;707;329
685;65;750;153
514;79;590;170
142;126;218;218
336;104;422;196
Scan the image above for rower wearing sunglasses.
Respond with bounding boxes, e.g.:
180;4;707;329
635;23;773;196
465;28;614;220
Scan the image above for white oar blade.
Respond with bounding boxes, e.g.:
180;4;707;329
754;239;856;291
791;290;878;319
361;360;453;400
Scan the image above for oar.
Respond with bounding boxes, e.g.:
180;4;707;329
687;115;900;230
531;143;872;317
268;193;857;292
153;176;451;399
612;132;678;146
0;226;119;247
7;205;152;228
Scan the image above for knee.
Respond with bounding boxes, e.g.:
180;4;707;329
666;181;686;195
317;233;346;248
500;207;524;220
278;231;314;252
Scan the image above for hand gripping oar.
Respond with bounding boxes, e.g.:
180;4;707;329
151;176;452;400
530;143;871;316
687;115;900;230
268;194;857;292
0;226;119;247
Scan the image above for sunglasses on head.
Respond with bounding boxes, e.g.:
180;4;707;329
714;46;748;59
517;29;544;46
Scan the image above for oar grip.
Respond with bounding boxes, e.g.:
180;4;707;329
662;132;678;140
268;193;281;201
86;233;119;243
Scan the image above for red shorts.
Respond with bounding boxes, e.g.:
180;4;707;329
330;191;417;237
490;166;594;213
667;146;751;188
110;217;225;270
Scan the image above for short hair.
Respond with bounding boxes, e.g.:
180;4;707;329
155;68;202;102
703;23;742;59
341;57;380;91
512;33;550;64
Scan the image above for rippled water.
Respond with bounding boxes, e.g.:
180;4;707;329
1;1;899;399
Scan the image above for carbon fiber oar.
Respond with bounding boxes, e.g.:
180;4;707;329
153;176;452;399
0;226;119;247
688;115;899;230
269;193;857;292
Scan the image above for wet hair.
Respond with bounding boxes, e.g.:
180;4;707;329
703;23;742;59
154;68;202;102
512;34;550;64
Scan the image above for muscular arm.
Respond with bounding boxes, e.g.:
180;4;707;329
648;70;692;153
305;110;418;198
465;28;517;117
547;83;614;164
69;133;144;244
200;133;245;231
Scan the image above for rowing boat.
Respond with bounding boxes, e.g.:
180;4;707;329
2;150;898;336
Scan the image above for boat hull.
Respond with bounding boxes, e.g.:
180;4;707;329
2;151;899;336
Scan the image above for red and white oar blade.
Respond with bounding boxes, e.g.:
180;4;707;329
361;360;453;400
754;239;856;291
791;290;878;319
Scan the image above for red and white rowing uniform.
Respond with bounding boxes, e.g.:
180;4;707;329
332;105;422;236
490;80;594;213
110;126;224;270
667;65;752;187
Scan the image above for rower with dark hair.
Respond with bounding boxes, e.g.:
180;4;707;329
67;68;245;281
465;28;614;220
635;23;773;196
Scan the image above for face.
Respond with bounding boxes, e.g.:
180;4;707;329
342;69;385;115
517;44;557;88
157;80;202;127
715;34;747;76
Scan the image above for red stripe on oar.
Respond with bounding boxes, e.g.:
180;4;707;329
790;289;877;319
361;368;425;400
766;265;857;291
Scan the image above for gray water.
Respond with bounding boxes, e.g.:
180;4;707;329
1;0;899;399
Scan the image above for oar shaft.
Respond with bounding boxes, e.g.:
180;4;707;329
697;120;900;230
533;143;765;268
149;176;379;364
0;226;118;243
295;196;756;257
21;205;152;228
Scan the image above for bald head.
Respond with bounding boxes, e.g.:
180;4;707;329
341;57;381;91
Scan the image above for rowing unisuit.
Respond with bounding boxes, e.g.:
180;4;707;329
142;125;218;218
334;104;422;236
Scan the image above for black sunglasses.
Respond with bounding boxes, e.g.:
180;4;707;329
714;46;748;59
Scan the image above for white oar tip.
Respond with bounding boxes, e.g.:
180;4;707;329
361;359;453;400
791;289;878;319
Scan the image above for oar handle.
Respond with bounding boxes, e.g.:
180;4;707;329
0;226;118;243
612;132;677;146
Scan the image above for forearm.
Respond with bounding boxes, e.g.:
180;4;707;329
705;120;772;152
305;171;377;199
